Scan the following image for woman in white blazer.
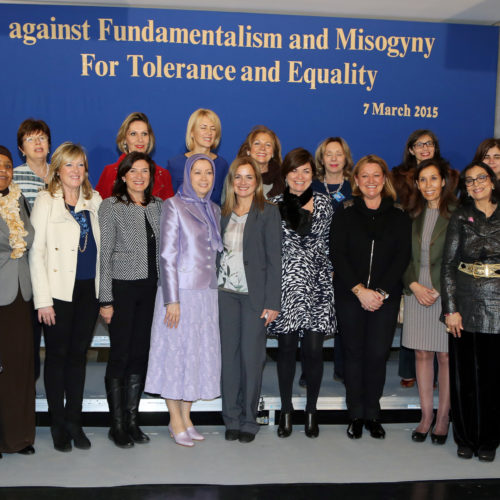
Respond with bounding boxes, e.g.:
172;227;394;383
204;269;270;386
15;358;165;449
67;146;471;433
30;142;101;453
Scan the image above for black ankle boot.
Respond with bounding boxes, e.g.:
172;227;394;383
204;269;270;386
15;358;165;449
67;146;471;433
50;424;72;452
105;377;134;448
277;412;292;438
66;422;91;449
125;374;150;444
305;412;319;438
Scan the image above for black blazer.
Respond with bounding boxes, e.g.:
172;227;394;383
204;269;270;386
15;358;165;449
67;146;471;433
218;201;282;312
331;196;412;303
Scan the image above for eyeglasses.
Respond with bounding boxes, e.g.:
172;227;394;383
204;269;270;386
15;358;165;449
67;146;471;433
24;135;48;144
464;174;489;186
413;141;435;150
484;154;500;162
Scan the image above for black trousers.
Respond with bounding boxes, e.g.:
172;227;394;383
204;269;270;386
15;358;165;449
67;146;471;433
277;331;324;413
449;330;500;452
337;299;399;420
43;279;98;425
106;279;157;379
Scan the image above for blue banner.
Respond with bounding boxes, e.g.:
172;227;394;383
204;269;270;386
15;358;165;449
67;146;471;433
1;4;498;182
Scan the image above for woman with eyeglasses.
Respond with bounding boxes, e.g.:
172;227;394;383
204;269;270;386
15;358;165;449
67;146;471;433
442;162;500;462
473;138;500;180
13;119;52;381
393;130;459;388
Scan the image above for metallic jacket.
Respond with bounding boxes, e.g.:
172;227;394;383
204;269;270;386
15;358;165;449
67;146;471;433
441;203;500;334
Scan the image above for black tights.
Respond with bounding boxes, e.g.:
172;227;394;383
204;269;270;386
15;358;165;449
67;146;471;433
277;331;324;413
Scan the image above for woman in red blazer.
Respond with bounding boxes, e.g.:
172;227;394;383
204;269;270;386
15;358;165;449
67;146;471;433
96;112;173;200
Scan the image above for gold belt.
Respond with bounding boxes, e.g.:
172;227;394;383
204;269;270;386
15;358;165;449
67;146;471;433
458;261;500;278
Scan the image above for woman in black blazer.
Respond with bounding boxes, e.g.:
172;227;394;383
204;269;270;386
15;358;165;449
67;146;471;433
218;156;282;443
99;152;162;448
332;154;411;440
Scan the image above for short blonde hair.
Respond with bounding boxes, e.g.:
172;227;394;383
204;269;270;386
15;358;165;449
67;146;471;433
314;137;354;181
185;109;222;151
352;154;397;200
47;142;93;200
221;157;266;217
116;112;155;154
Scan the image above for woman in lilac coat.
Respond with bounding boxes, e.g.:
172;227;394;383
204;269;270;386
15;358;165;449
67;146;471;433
145;154;222;447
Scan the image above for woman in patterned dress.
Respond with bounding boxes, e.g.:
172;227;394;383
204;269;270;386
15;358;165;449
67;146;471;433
402;159;456;445
268;148;335;439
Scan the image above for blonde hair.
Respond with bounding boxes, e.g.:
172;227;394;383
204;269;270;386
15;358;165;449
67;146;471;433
352;154;397;200
116;112;155;154
185;109;222;151
221;156;266;216
314;137;354;181
47;142;93;200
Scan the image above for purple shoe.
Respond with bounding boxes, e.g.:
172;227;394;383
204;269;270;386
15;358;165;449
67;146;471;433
168;424;194;447
186;426;205;441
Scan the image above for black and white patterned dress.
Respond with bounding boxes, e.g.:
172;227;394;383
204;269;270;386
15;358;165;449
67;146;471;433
267;192;336;337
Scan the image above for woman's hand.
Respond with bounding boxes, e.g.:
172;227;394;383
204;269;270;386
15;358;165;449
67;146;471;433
164;303;180;329
38;306;56;326
445;312;463;338
261;309;279;326
100;306;114;324
357;287;384;312
409;282;439;307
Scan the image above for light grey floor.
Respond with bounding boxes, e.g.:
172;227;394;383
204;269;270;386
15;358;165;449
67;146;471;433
0;424;498;487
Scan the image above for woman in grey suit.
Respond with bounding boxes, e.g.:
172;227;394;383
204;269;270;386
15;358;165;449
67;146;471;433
218;156;282;443
99;151;162;449
0;146;35;457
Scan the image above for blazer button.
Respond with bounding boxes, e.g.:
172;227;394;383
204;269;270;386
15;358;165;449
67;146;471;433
53;269;58;272
55;247;58;251
244;261;248;265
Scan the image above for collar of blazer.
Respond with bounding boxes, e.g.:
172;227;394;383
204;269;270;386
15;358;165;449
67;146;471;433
415;206;450;246
185;201;209;224
50;188;99;222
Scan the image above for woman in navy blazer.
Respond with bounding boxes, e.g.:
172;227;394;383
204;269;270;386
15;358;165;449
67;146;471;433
217;156;282;443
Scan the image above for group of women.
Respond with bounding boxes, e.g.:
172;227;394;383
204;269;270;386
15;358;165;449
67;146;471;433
0;111;499;463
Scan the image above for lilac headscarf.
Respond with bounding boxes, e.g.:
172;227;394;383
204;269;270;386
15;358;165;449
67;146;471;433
178;153;223;252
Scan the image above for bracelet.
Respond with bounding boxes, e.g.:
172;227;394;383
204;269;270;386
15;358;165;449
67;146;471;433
352;284;364;296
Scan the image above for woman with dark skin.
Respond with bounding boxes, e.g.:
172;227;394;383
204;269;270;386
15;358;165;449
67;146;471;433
0;145;35;457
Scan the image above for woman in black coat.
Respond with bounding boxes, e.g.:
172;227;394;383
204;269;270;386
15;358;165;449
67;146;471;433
331;154;411;440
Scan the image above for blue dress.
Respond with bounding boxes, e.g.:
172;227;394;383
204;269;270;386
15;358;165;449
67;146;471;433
311;178;352;213
167;153;229;205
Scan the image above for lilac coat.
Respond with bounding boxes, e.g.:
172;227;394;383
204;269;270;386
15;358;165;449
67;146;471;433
160;192;220;304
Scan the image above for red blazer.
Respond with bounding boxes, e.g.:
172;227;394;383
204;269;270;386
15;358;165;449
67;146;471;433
96;153;174;200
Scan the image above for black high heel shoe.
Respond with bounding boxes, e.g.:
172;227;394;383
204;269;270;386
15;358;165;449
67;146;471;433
347;419;363;439
412;429;430;442
305;412;319;438
277;412;292;438
431;432;448;445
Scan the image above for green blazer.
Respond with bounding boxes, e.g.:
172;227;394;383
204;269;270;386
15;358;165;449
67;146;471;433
403;206;453;295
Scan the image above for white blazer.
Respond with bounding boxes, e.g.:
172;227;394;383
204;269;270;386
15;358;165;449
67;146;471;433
29;188;102;309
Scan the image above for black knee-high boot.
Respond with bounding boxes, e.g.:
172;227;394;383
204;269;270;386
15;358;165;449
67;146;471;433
125;374;150;443
105;377;134;448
